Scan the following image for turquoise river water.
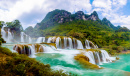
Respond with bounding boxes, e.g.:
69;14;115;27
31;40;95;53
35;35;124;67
2;43;130;76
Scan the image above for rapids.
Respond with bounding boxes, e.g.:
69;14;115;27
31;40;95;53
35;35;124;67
2;43;130;76
1;27;129;76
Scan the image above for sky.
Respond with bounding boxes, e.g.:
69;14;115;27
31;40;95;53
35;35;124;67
0;0;130;29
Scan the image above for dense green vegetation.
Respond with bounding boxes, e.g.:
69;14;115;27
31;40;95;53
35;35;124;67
6;20;23;32
38;20;130;55
1;9;130;55
34;9;71;30
24;26;34;37
0;21;4;28
0;46;72;76
1;20;23;41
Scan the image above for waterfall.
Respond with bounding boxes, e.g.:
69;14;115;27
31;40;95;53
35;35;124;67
7;29;13;43
56;37;61;48
1;24;13;43
83;50;115;65
29;45;36;58
85;40;91;49
43;37;45;42
13;44;55;57
21;32;25;43
51;37;56;42
47;37;52;43
29;36;32;43
64;37;67;49
21;32;32;43
101;50;112;63
85;51;96;64
41;45;55;53
36;37;45;43
1;25;7;41
95;52;101;65
85;40;97;49
68;38;73;49
1;23;32;43
45;36;97;49
77;40;83;49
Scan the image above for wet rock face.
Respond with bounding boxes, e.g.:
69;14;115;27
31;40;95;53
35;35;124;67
13;44;44;56
13;44;31;55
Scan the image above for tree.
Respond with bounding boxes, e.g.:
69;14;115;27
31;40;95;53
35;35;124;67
0;21;4;28
6;20;23;32
116;27;130;32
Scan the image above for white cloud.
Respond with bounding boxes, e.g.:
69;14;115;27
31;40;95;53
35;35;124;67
0;0;45;21
0;0;130;29
0;0;92;29
113;0;127;6
92;0;130;29
92;0;112;12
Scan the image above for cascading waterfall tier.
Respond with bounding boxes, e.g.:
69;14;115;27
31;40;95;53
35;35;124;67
36;37;45;43
36;36;97;49
1;24;14;43
13;43;56;57
13;43;115;65
81;49;115;65
21;32;32;43
1;24;32;43
12;36;115;66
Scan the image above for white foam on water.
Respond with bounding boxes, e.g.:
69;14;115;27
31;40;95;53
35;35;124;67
36;37;45;43
77;40;83;49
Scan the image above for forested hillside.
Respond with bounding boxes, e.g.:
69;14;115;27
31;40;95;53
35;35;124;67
20;9;130;54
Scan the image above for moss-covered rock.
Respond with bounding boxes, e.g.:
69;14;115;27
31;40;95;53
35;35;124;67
84;49;101;52
74;53;100;69
40;43;57;49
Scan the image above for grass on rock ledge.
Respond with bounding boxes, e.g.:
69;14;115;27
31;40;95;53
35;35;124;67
74;53;100;69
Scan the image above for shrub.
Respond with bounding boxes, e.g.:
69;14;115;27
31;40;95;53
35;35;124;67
0;46;69;76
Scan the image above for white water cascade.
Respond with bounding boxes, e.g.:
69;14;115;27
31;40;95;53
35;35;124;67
68;38;73;49
13;37;115;66
101;50;116;63
47;37;52;43
64;37;67;49
29;36;32;43
29;45;36;58
85;40;91;49
1;24;14;43
77;40;83;49
85;51;96;64
84;50;115;65
44;37;97;49
36;37;45;43
21;32;32;43
95;52;101;65
21;32;25;43
1;27;7;41
56;37;61;48
41;45;56;53
7;29;13;43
